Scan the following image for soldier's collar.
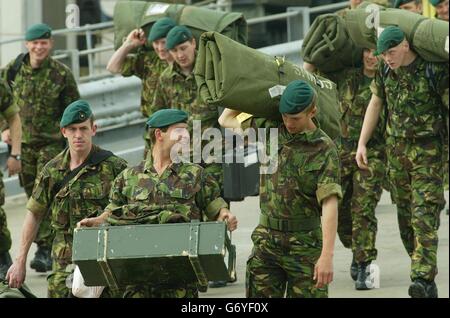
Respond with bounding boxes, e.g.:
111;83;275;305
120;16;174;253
57;145;99;171
282;120;322;144
24;55;51;71
144;154;180;174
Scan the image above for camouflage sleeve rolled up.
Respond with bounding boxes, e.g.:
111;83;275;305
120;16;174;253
121;53;142;78
0;79;19;120
370;64;385;100
195;169;228;221
26;166;52;218
60;69;80;109
315;143;343;205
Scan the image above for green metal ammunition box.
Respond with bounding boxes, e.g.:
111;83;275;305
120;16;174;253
72;221;234;289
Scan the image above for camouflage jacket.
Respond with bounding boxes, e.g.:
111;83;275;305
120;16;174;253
151;61;220;133
246;118;342;220
371;56;449;139
26;145;127;236
121;48;168;118
105;155;228;225
0;79;20;122
0;79;20;180
331;67;385;149
1;55;79;145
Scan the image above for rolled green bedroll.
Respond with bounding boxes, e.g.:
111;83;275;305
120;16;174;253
344;7;449;62
195;32;341;140
301;13;363;73
113;1;247;50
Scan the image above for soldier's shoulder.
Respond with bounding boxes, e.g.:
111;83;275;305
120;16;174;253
316;129;338;150
41;151;66;176
100;153;128;171
178;162;204;176
49;58;75;76
122;160;147;176
110;154;128;166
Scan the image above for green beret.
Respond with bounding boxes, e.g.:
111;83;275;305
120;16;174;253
60;100;93;128
148;18;177;42
374;26;405;56
279;80;316;114
25;23;52;41
394;0;414;7
165;25;193;50
147;109;188;128
430;0;444;6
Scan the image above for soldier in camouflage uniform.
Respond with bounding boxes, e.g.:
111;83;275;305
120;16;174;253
219;80;342;298
336;50;386;291
78;109;237;298
155;27;228;288
1;24;80;273
430;0;449;21
152;26;224;197
107;18;177;157
6;100;127;297
0;80;23;280
356;26;449;298
305;49;386;290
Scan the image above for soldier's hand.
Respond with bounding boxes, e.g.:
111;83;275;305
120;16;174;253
6;261;26;289
217;208;238;232
125;29;146;49
77;216;105;228
303;62;316;73
6;156;22;176
355;144;369;170
313;254;333;289
1;128;11;145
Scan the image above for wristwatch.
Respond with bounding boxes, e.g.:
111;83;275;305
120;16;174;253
10;154;21;161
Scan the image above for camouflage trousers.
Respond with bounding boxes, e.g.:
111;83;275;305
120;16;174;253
0;174;11;254
246;225;328;298
21;142;64;248
123;284;198;298
338;140;385;263
386;136;444;282
443;142;449;191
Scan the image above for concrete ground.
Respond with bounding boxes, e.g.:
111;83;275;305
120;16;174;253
3;191;449;298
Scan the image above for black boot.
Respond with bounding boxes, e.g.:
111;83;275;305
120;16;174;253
355;261;372;290
350;256;358;281
408;278;438;298
0;251;13;280
30;246;52;273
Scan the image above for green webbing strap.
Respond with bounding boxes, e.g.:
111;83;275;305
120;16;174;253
259;214;321;232
322;33;335;51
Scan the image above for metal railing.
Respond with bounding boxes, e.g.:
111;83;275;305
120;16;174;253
0;1;348;83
